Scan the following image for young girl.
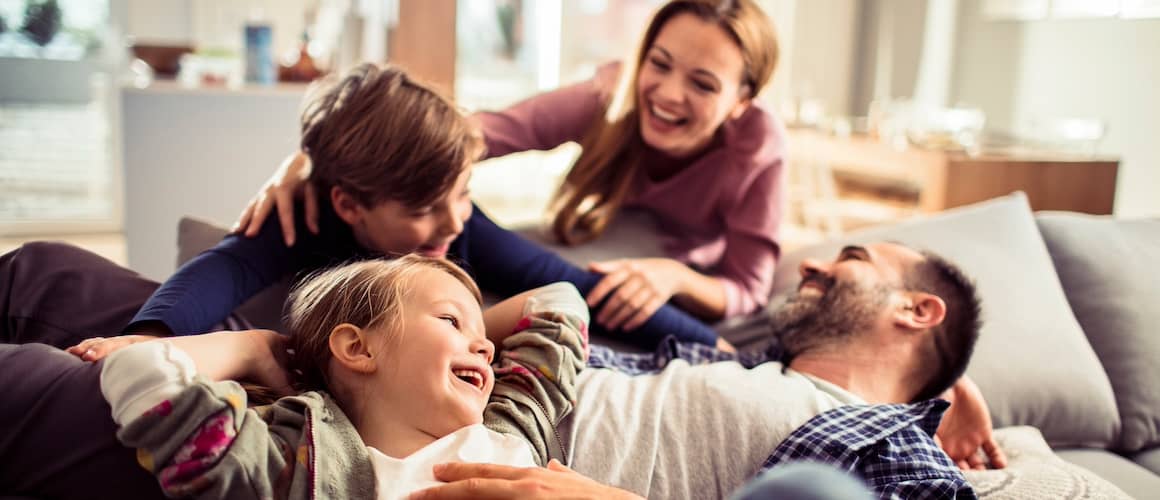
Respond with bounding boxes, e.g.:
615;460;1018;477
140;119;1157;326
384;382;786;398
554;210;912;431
238;0;784;333
99;256;590;499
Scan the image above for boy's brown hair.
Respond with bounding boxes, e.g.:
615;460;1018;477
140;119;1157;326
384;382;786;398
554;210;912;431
300;63;482;209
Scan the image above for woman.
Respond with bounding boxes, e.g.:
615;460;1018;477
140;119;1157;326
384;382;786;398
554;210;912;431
237;0;786;333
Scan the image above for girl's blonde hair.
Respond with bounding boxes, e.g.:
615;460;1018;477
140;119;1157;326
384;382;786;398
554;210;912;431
284;256;482;397
549;0;779;244
301;63;483;209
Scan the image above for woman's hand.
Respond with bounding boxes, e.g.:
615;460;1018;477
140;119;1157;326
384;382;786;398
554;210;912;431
586;258;686;331
231;151;320;247
407;459;643;500
68;335;160;361
935;375;1008;470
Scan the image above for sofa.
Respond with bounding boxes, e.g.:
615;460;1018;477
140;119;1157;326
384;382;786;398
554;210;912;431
176;191;1160;498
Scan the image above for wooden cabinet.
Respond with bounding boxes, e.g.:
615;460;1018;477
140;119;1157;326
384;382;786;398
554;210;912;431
787;128;1120;215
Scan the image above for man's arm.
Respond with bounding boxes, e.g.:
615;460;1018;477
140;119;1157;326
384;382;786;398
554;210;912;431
935;375;1008;470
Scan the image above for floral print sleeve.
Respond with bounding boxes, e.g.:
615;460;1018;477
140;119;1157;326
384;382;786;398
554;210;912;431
100;342;318;499
484;283;590;467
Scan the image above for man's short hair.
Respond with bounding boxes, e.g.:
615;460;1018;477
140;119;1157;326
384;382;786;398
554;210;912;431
906;251;983;401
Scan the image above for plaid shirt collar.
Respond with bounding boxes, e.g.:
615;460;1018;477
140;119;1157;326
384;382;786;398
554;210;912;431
760;400;976;499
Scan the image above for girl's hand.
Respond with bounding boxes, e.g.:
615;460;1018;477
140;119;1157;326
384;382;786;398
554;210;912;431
167;330;294;397
231;151;320;247
586;258;685;331
68;335;160;361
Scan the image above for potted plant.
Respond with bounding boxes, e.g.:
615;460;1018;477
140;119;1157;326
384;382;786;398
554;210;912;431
21;0;62;47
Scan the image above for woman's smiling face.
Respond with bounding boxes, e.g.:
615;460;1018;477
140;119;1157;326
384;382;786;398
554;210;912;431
636;12;751;159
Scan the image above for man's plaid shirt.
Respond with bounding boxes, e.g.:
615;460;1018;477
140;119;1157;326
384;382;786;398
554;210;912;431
587;337;976;499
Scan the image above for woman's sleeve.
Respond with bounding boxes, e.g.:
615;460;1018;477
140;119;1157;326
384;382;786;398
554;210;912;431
717;160;786;317
484;282;588;466
474;80;604;159
100;342;300;499
127;211;307;336
460;205;718;347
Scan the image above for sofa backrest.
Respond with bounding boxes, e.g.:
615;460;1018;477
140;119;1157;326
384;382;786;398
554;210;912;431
768;192;1122;448
1036;212;1160;453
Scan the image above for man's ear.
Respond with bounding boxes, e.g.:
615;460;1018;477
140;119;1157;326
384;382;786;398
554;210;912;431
331;186;363;227
893;292;946;331
328;323;377;374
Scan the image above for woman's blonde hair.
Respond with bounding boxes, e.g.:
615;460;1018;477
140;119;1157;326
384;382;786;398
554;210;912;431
284;256;482;397
549;0;779;244
301;63;483;209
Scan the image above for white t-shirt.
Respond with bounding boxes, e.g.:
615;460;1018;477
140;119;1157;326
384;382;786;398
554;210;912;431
567;360;863;499
367;423;537;500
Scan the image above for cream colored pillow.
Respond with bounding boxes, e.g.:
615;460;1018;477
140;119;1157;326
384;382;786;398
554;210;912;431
965;427;1130;499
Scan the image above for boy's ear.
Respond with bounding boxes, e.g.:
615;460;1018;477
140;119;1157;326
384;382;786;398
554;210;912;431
328;323;377;374
892;292;946;332
331;187;363;226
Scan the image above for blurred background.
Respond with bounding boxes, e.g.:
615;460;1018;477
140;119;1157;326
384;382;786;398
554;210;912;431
1;0;1157;281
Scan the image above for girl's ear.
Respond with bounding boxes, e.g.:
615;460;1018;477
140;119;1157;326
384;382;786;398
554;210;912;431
331;186;364;227
328;323;377;374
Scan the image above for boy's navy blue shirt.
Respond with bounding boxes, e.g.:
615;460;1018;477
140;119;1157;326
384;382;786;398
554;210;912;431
129;201;718;347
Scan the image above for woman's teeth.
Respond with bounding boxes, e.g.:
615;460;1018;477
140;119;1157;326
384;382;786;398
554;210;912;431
651;105;684;125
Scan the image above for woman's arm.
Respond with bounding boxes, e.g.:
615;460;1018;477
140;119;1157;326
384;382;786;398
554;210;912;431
473;71;609;160
461;205;718;348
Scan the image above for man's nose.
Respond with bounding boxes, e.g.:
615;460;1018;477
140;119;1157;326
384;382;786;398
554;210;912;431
799;258;827;279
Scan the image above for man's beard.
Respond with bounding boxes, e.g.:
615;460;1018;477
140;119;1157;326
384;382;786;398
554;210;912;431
770;275;892;360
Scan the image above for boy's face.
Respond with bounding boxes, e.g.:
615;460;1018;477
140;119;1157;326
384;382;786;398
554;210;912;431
344;167;474;257
374;267;493;436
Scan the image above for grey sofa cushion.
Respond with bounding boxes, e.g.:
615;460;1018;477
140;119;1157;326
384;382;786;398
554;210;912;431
176;217;291;332
1132;447;1160;476
1055;448;1160;499
1037;213;1160;453
964;427;1132;499
769;193;1120;447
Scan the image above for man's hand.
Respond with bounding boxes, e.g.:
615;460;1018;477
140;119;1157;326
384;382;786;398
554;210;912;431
587;258;686;331
936;376;1008;470
231;150;320;247
407;460;643;500
67;335;160;361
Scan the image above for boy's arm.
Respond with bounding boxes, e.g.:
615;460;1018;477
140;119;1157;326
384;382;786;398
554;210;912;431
100;337;307;499
483;283;589;467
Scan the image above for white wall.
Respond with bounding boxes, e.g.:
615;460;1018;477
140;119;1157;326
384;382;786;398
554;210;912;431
953;2;1160;217
787;0;860;116
122;84;305;281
